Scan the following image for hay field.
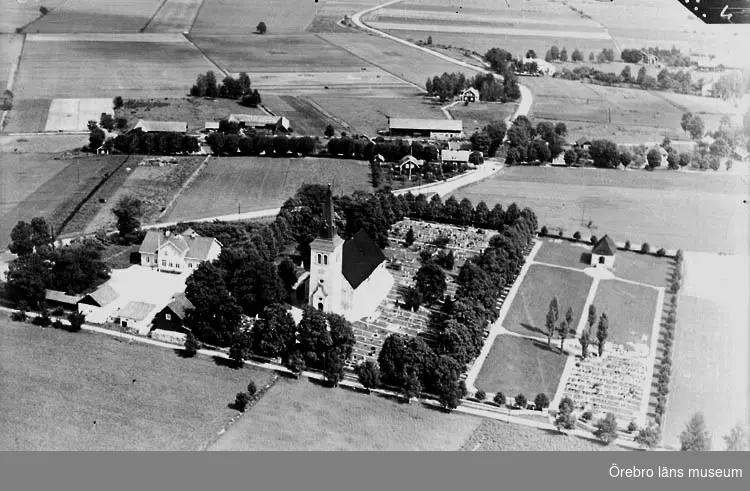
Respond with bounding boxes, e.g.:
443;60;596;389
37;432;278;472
0;153;69;217
192;34;369;74
452;166;749;254
163;157;373;223
23;0;164;33
143;0;204;33
319;33;478;89
44;98;113;132
309;95;446;136
191;0;318;35
13;36;216;99
0;316;275;450
208;378;482;450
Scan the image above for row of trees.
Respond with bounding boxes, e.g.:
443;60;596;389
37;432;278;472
544;45;585;63
206;132;317;157
190;71;251;99
111;129;200;155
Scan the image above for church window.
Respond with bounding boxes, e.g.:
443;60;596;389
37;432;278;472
323;254;328;265
317;253;322;264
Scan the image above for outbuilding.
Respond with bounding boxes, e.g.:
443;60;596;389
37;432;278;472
590;235;617;269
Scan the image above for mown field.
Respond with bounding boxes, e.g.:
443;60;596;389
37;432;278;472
503;263;592;338
23;0;164;33
591;279;660;347
163;157;373;223
0;315;275;450
474;334;567;398
452;166;749;254
191;0;319;35
209;378;482;450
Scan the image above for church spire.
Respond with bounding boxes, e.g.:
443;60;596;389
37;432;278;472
322;184;335;240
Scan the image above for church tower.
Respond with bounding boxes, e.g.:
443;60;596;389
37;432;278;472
308;185;344;313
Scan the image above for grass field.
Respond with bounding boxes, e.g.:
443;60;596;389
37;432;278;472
502;264;592;337
0;134;88;154
591;279;659;347
13;36;216;99
191;0;318;35
0;0;69;33
451;166;749;254
474;334;567;398
461;419;623;451
534;238;591;270
447;102;518;134
0;316;275;450
209;377;482;450
309;95;446;136
3;98;51;133
263;94;345;136
23;0;164;33
163;157;373;223
143;0;204;33
0;34;23;91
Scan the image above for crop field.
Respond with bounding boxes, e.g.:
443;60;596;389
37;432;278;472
192;34;369;74
319;33;478;89
44;98;113;132
0;134;88;154
0;153;70;217
451;166;749;254
191;0;318;35
13;35;216;99
0;0;69;33
163;157;373;223
448;102;518;134
3;98;51;133
143;0;204;33
114;97;265;134
263;94;344;136
591;279;660;347
23;0;164;33
309;95;446;136
0;316;275;450
0;34;23;91
209;378;482;450
231;70;410;93
474;334;568;398
502;264;592;337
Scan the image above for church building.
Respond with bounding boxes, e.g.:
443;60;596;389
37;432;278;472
307;187;394;322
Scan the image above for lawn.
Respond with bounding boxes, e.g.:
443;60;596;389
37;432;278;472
502;263;593;337
461;419;624;451
22;0;163;33
162;157;373;223
610;251;671;287
474;334;568;398
591;279;660;347
451;166;749;254
13;36;216;99
0;316;275;450
191;0;319;35
447;102;518;134
208;377;483;450
534;238;591;270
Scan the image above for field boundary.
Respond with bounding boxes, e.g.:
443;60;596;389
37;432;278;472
17;0;73;33
182;33;228;77
140;0;171;33
0;34;27;133
157;155;211;220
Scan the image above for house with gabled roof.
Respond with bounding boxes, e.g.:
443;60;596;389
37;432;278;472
138;227;222;274
77;283;119;317
152;292;194;335
591;235;617;268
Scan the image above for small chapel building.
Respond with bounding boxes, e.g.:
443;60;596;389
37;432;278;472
307;186;394;322
591;235;617;268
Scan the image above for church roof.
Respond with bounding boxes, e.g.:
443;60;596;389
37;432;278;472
342;230;385;289
592;235;617;256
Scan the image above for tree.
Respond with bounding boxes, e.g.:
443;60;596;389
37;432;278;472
555;396;576;431
112;195;143;240
475;389;486;401
685;114;705;139
323;345;347;387
415;262;447;304
647;147;662;169
563;149;577;166
470;131;490;155
534;393;550;411
356;360;381;392
546;297;559;348
571;49;583;62
256;22;267;34
559;47;568;62
234;392;250;412
515;393;527;409
67;311;85;332
113;96;123;110
589;140;619;168
666;150;679;170
404;227;416;247
525;49;536;59
723;422;749;451
184;262;243;347
587;304;597;330
680;412;711;451
549;45;560;61
640;242;650;254
596;313;609;356
184;332;199;357
594;412;619;444
99;113;115;131
620;65;632;83
324;125;335;138
4;254;49;309
9;221;34;256
589;52;595;62
493;392;506;405
288;351;306;378
579;328;590;358
228;341;247;368
246;380;257;398
635;425;662;450
427;35;433;45
251;303;296;358
89;127;105;150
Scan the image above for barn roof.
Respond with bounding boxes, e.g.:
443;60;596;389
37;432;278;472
133;120;188;133
389;118;463;132
592;235;617;256
45;289;83;305
342;230;386;290
228;114;279;126
119;301;157;321
163;292;194;320
79;283;119;307
441;150;470;162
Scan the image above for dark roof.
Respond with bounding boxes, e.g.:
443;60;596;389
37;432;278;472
592;235;617;256
164;292;194;319
342;230;386;289
45;289;83;305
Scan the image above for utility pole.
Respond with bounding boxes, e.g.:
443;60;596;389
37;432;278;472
238;201;241;220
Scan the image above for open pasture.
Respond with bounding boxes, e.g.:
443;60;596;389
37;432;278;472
610;251;670;287
502;263;592;338
13;35;216;99
143;0;204;33
208;377;482;451
44;98;113;132
191;0;318;35
319;33;477;89
309;95;446;136
448;102;518;133
474;334;568;398
192;34;369;74
0;152;70;217
452;166;749;254
591;279;660;347
23;0;164;33
162;157;373;223
0;316;274;450
3;98;50;133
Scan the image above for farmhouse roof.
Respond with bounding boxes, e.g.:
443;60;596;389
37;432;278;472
462;87;479;96
228;114;279;126
185;237;220;261
592;235;617;256
139;230;220;261
342;229;386;290
118;301;157;322
399;155;423;167
133;120;188;133
205;122;220;130
164;293;194;320
576;137;592;146
79;283;119;307
441;150;470;162
389;118;463;132
45;289;83;306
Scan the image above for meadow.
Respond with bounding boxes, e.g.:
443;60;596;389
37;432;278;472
263;94;346;136
208;378;482;450
0;34;23;91
502;264;592;337
0;0;69;33
451;166;749;254
143;0;204;33
591;279;660;347
0;315;275;450
474;334;567;398
533;238;591;270
190;0;319;35
23;0;164;33
162;157;373;223
3;98;51;133
448;102;518;134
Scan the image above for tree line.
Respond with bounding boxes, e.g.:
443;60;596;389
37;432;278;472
504;116;567;165
425;71;518;103
190;71;262;107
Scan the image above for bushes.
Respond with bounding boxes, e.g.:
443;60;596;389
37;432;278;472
493;392;506;405
640;242;651;254
233;392;250;412
540;225;548;236
656;248;666;257
624;240;631;250
475;389;486;401
31;310;51;327
514;393;527;409
581;411;593;422
573;231;581;240
184;332;199;357
11;310;27;322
